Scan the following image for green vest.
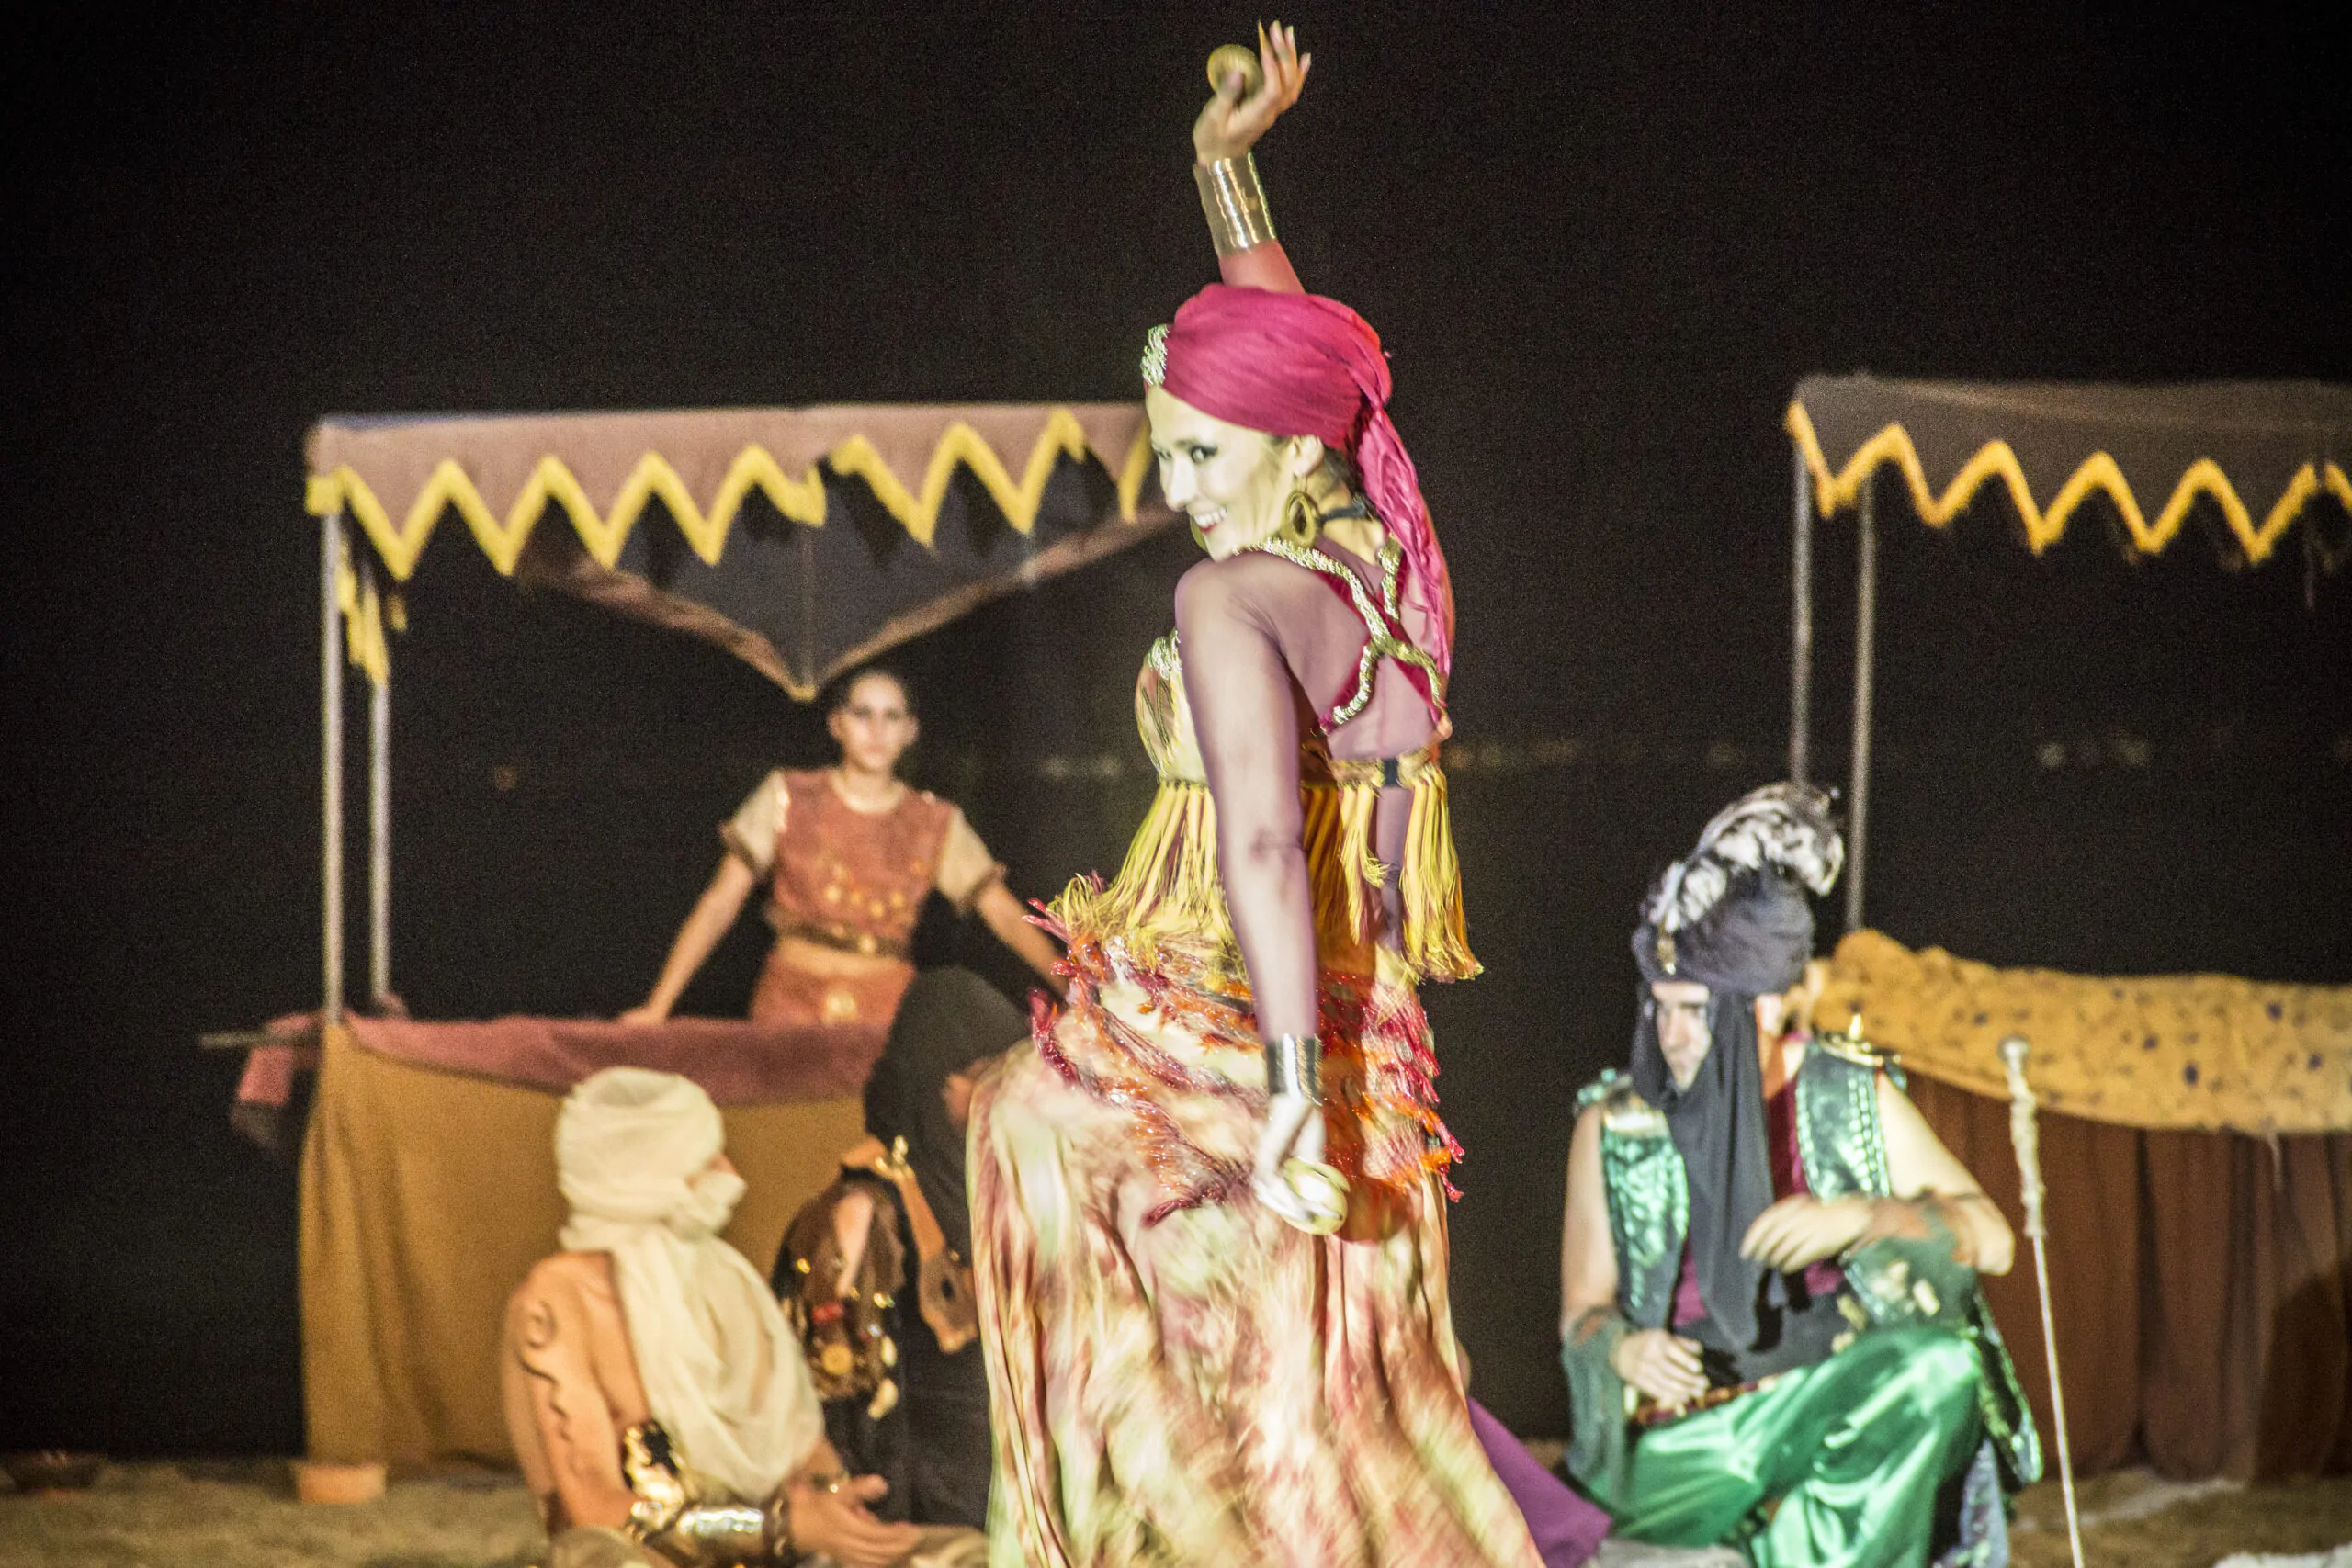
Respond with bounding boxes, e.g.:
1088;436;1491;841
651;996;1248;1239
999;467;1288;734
1575;1040;2043;1491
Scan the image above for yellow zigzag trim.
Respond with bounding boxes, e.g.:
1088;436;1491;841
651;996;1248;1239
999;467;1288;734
334;558;390;687
308;412;1157;581
1786;401;2348;566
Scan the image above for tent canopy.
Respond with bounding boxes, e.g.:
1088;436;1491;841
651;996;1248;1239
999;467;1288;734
1788;376;2351;565
307;403;1171;698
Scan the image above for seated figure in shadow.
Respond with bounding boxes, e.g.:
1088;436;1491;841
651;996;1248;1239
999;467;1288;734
772;967;1029;1534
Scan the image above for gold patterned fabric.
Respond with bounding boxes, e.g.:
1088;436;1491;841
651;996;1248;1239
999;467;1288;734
1815;929;2352;1134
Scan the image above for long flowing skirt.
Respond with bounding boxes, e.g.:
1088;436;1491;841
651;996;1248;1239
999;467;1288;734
968;971;1546;1568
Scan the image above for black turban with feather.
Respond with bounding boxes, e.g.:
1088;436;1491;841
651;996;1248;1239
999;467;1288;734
1627;784;1844;1375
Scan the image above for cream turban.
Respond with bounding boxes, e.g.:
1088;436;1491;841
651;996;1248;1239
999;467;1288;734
556;1068;821;1502
559;1066;732;1233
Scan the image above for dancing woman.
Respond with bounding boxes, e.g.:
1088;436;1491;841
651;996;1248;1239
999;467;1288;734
968;30;1569;1565
623;667;1060;1035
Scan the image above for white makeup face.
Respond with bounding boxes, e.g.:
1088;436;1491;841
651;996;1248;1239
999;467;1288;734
1144;385;1321;560
1649;979;1713;1090
827;672;918;776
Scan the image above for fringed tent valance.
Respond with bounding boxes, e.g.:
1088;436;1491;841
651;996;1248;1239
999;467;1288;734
1788;377;2350;565
305;403;1171;700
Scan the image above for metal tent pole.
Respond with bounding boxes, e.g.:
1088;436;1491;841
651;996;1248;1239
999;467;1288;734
367;558;392;1010
1790;438;1814;785
322;512;345;1023
2001;1037;2087;1568
1844;475;1877;933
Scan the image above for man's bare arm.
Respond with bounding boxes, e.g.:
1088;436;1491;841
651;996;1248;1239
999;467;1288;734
1744;1071;2017;1275
1877;1073;2015;1275
1560;1104;1619;1339
1562;1101;1707;1404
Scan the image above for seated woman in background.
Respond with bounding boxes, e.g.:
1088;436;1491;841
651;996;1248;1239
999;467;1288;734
622;666;1060;1035
772;968;1027;1532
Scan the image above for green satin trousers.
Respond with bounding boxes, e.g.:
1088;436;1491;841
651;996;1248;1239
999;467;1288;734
1584;1326;1984;1568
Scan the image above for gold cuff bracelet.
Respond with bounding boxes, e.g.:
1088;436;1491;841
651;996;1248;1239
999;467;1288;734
1194;153;1277;257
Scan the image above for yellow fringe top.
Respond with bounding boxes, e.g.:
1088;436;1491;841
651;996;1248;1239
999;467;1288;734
1053;630;1477;987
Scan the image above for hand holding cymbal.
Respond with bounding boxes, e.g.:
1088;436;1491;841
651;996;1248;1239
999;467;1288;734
1194;21;1310;164
1205;43;1264;102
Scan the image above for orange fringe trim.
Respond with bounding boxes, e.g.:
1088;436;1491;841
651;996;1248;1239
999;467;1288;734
1056;772;1478;986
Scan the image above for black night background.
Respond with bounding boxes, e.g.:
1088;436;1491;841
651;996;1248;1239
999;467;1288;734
2;1;2345;1455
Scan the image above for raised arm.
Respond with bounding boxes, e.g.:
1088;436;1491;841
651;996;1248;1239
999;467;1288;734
1193;22;1309;294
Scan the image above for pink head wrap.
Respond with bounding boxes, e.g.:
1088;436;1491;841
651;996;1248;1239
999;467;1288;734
1152;284;1454;673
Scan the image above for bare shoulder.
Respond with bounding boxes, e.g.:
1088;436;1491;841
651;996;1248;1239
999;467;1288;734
1174;551;1301;622
831;1181;877;1229
1875;1068;1957;1159
1873;1066;1928;1125
1565;1103;1608;1190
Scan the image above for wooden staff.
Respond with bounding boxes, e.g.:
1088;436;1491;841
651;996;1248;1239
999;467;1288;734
2001;1035;2084;1568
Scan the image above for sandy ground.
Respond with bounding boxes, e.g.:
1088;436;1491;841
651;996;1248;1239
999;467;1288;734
1;1457;2346;1567
2007;1468;2352;1568
0;1460;539;1568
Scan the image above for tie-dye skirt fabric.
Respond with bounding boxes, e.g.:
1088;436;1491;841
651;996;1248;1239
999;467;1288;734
967;957;1546;1568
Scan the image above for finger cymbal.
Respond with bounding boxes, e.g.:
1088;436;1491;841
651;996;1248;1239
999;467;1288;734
1206;43;1264;100
1280;1157;1349;1235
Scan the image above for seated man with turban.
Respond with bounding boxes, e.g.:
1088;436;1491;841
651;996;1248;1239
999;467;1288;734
502;1066;930;1568
1558;785;2041;1567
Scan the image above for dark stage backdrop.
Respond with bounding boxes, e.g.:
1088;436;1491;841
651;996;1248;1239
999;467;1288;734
2;3;2346;1454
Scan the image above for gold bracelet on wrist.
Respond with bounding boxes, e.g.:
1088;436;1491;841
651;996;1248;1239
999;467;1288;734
1263;1032;1323;1103
1193;152;1277;257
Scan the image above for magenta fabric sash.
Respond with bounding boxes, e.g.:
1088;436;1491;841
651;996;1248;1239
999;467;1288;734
1159;283;1455;672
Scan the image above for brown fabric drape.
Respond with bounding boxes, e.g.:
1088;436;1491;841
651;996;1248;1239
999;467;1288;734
299;1025;864;1465
1909;1076;2352;1481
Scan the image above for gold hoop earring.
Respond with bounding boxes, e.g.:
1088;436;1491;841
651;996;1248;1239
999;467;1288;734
1279;474;1323;547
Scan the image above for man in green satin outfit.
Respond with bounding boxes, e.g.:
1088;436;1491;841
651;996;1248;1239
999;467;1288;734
1559;784;2041;1567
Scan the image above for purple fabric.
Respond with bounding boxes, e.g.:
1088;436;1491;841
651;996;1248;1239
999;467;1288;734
1466;1397;1609;1566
